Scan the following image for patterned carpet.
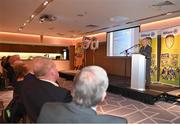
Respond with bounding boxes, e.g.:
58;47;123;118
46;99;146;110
0;79;180;123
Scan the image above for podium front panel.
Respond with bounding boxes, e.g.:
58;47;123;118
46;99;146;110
131;54;146;91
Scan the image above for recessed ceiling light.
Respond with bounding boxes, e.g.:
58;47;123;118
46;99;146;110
39;14;57;23
18;27;23;31
110;16;129;22
77;14;84;17
166;12;172;15
31;14;35;18
77;11;88;17
18;0;54;31
86;24;99;28
43;1;49;6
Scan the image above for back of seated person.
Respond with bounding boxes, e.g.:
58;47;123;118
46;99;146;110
37;66;127;123
1;56;15;87
3;60;27;123
13;61;28;98
8;55;21;87
21;56;72;122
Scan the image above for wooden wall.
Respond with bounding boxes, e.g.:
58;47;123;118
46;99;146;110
69;45;75;69
0;43;67;53
85;42;131;77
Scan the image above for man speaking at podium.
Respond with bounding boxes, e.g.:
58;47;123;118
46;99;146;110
139;38;152;88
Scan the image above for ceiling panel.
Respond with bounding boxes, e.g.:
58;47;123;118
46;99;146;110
1;0;180;38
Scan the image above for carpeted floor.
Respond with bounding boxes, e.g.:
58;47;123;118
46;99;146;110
0;79;180;123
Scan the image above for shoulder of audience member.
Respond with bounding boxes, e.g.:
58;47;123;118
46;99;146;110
99;114;128;123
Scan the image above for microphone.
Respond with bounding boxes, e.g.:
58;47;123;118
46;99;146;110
135;44;140;47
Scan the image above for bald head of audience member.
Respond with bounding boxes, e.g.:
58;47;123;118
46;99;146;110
33;56;59;82
73;66;109;107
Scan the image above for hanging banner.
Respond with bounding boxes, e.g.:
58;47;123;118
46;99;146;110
74;36;100;69
140;30;158;82
74;42;84;69
160;26;180;86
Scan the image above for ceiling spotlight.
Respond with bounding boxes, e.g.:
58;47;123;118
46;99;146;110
86;24;99;28
39;14;56;23
77;14;84;17
43;1;49;6
31;14;35;18
18;27;23;31
17;0;54;31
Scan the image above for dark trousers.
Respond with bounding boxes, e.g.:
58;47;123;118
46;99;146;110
146;59;151;86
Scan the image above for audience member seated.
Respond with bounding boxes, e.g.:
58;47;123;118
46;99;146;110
23;59;36;82
37;66;127;123
1;56;9;88
21;56;72;122
1;56;14;87
13;61;28;98
1;55;21;87
2;61;27;123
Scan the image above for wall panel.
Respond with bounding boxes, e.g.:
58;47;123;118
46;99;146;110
86;43;131;77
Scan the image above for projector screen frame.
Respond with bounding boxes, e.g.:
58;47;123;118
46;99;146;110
106;25;140;57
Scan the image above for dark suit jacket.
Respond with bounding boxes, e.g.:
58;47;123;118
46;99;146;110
21;75;72;122
4;64;16;87
23;73;36;81
13;80;23;98
139;45;152;60
139;45;152;82
37;102;127;123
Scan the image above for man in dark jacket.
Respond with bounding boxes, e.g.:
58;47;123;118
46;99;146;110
21;57;72;122
38;66;127;123
139;38;152;88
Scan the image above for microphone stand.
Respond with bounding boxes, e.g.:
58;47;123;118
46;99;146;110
120;44;140;55
119;44;140;81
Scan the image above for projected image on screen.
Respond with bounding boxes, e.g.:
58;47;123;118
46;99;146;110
107;27;140;56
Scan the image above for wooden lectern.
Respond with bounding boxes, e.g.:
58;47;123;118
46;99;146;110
131;54;146;91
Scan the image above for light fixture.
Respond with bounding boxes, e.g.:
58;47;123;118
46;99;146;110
43;1;49;6
18;0;54;31
18;27;23;31
39;14;56;23
31;14;35;18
